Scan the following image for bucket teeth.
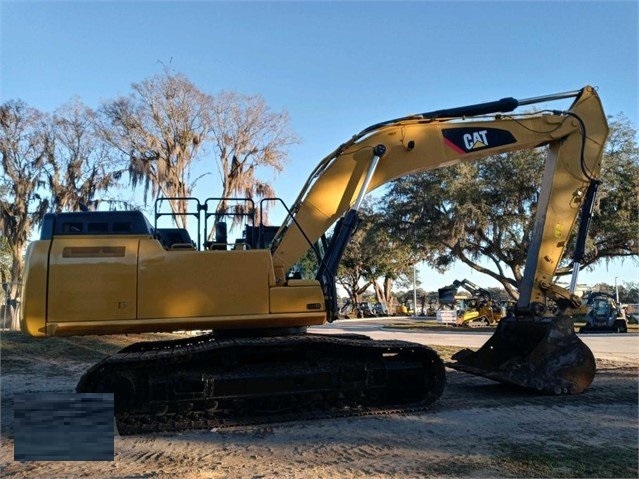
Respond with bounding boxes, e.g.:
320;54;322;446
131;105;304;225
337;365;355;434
447;315;596;395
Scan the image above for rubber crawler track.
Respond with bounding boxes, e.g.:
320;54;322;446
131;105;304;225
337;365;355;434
76;333;446;435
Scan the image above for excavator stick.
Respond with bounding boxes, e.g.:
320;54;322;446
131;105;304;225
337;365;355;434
447;315;595;395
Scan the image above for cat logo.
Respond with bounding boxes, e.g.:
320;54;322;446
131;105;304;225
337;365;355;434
442;127;516;154
463;130;489;150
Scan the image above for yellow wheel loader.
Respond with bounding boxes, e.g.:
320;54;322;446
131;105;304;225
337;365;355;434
438;279;504;327
20;86;608;432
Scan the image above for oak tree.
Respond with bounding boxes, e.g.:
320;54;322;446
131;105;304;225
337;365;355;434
0;101;52;328
97;69;212;228
48;98;126;212
208;91;298;231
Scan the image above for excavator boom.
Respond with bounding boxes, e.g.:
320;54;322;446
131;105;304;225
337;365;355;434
271;88;607;283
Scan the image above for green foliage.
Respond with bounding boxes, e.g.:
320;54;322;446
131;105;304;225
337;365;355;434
592;281;639;304
336;205;419;304
619;282;639;304
362;205;419;284
295;245;319;280
381;148;545;297
380;114;639;296
583;114;639;267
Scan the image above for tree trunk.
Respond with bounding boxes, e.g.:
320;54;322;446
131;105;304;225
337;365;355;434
5;243;25;330
4;282;21;330
372;277;393;315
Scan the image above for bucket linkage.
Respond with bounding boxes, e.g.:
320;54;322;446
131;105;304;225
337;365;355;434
447;314;595;395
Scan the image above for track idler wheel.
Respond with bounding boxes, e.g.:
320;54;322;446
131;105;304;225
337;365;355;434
447;315;595;395
78;370;138;413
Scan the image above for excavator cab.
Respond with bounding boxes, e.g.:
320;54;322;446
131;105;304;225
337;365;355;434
437;285;458;306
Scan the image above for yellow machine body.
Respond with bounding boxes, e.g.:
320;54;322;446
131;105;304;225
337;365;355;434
457;304;504;327
21;236;325;337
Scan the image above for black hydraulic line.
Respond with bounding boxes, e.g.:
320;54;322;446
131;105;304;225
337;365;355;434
358;89;583;138
567;180;600;294
315;209;361;322
360;98;519;136
420;97;520;120
572;180;601;264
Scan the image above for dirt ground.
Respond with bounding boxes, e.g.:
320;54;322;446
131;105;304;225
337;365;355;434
0;330;637;479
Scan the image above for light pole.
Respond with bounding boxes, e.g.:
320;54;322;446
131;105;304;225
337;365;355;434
413;263;417;317
615;276;620;304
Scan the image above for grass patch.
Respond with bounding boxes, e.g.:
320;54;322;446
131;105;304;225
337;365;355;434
496;442;638;478
382;319;639;334
574;321;639;333
413;456;493;477
0;330;185;372
383;320;498;333
1;331;126;363
426;345;466;362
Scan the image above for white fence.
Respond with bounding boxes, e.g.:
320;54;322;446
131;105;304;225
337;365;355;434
436;309;458;325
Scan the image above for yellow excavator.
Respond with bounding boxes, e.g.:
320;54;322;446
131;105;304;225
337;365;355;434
438;279;505;327
20;86;608;432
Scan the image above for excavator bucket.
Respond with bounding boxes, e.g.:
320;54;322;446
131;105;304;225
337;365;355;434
437;286;458;305
447;315;595;395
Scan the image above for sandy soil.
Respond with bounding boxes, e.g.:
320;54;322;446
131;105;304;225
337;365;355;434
1;330;637;479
